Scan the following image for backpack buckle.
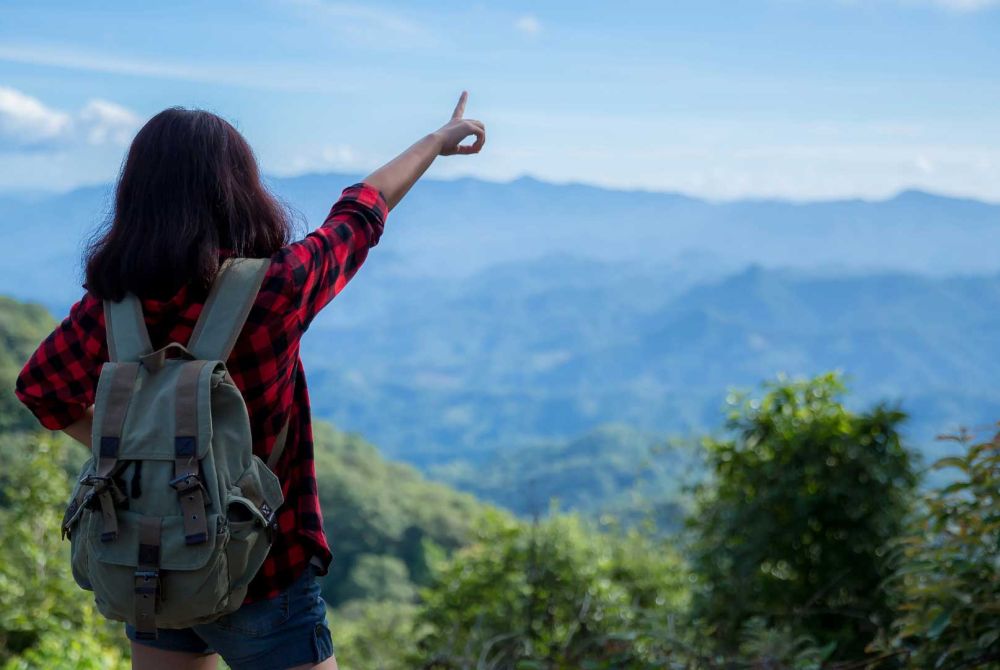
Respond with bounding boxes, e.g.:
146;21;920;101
168;473;204;494
81;474;127;502
169;473;210;545
80;474;127;542
134;569;160;583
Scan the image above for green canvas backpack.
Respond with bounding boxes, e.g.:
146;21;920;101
60;257;288;639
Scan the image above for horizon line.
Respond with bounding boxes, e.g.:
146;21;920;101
2;169;997;208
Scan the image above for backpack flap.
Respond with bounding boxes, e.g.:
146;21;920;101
87;509;222;572
98;360;219;464
82;508;231;629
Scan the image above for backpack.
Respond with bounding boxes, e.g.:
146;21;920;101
60;257;288;639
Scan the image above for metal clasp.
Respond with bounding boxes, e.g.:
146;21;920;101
168;473;203;494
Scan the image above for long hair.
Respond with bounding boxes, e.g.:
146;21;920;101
83;107;292;302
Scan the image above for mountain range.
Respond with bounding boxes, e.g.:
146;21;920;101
2;173;998;470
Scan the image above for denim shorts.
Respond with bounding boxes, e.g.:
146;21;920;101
126;564;334;670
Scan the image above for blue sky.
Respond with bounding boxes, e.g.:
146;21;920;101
1;0;998;200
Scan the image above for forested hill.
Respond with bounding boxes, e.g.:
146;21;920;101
429;423;703;531
301;263;1000;465
0;295;58;432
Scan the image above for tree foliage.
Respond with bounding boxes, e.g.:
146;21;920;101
0;432;128;669
311;421;495;607
687;373;918;660
413;509;688;669
8;294;1000;669
0;296;57;434
877;427;1000;669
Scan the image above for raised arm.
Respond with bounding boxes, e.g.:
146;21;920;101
273;91;486;332
363;90;486;211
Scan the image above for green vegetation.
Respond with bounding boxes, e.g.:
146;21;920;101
414;510;688;669
688;374;918;660
877;429;1000;668
0;432;129;670
300;265;1000;469
311;421;496;607
430;424;701;530
0;296;57;433
2;295;999;669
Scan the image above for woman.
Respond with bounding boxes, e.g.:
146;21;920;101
13;92;485;670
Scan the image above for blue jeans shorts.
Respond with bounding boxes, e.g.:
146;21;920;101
126;564;334;670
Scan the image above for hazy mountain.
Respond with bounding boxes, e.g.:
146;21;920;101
300;263;1000;465
429;423;703;530
2;173;998;312
2;173;998;469
276;174;1000;279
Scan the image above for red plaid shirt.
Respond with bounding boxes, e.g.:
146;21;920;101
14;181;388;603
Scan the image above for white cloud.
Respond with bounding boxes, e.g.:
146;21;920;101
0;43;356;94
924;0;998;10
0;86;71;149
266;144;364;177
840;0;998;10
873;0;1000;10
0;86;140;151
78;100;141;146
289;0;424;35
279;0;433;47
515;14;542;35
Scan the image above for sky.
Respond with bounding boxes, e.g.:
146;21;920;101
0;0;998;201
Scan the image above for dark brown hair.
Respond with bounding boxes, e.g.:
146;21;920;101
83;107;292;302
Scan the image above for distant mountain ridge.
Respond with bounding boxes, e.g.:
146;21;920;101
299;260;1000;466
2;172;997;471
2;172;998;312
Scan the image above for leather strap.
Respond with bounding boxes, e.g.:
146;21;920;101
93;362;140;542
133;516;162;640
139;342;196;374
172;361;210;545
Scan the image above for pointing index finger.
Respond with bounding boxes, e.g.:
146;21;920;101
451;90;468;119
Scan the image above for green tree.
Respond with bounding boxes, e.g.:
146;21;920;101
879;427;1000;669
687;373;917;661
414;509;688;669
311;422;489;607
0;432;129;669
0;296;58;434
332;600;421;670
340;554;417;604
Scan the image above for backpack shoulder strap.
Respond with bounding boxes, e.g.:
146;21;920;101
103;293;154;362
187;257;271;362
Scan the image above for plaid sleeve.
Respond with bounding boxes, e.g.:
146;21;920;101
14;292;108;431
276;182;388;333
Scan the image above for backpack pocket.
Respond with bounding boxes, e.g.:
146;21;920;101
224;494;272;596
223;456;285;597
64;458;96;591
84;509;231;628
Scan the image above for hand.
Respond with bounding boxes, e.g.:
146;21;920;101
363;90;486;210
434;91;486;156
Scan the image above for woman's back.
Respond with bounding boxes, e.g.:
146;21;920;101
15;182;389;602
